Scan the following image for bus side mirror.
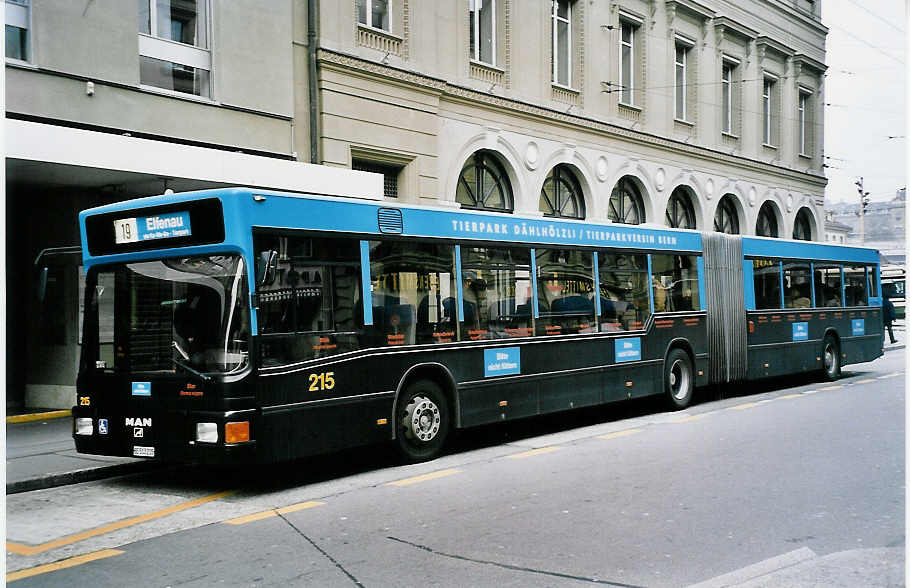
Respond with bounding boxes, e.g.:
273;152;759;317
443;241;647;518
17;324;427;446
257;250;278;286
37;267;48;303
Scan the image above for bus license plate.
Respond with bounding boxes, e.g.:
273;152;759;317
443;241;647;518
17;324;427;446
132;446;155;457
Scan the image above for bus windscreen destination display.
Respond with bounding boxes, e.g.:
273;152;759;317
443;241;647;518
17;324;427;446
114;211;192;244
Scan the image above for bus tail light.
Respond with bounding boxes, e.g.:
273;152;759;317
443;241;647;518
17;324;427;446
75;418;93;435
225;421;250;444
196;422;218;443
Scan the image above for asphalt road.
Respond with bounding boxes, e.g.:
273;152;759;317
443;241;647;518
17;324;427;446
7;351;905;586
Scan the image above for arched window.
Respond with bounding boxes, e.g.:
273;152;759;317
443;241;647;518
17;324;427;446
665;187;697;229
608;177;645;225
793;208;813;241
756;201;779;237
713;195;740;234
540;164;585;219
456;151;513;212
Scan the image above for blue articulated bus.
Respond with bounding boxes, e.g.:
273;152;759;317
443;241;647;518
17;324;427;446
73;187;883;463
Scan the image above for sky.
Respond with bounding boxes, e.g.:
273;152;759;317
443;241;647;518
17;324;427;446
821;0;906;204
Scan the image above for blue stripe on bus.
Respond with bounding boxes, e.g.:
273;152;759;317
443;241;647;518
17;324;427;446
742;236;878;264
646;254;655;315
593;252;602;317
530;249;540;320
809;262;816;307
743;259;755;310
360;241;373;326
778;261;785;308
455;245;464;322
696;256;706;311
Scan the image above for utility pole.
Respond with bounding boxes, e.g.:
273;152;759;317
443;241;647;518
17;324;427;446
854;176;870;244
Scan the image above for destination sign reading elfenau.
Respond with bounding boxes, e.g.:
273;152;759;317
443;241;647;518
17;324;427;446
114;211;192;244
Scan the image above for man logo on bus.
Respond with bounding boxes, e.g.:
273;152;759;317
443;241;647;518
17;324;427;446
125;417;152;427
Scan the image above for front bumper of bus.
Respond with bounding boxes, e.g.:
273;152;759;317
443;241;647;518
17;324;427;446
72;407;260;465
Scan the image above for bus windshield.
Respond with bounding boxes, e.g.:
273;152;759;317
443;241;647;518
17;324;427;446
83;255;250;375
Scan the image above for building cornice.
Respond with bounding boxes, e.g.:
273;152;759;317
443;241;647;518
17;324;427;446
764;0;828;35
317;49;827;189
756;35;795;58
792;53;827;74
713;16;759;42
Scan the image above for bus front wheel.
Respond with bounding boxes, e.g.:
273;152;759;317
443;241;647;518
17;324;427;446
665;348;694;410
822;335;841;381
396;380;449;463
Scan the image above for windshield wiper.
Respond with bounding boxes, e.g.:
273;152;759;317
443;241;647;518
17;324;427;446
170;353;211;382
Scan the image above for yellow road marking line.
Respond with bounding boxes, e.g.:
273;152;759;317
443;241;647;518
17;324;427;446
877;373;901;379
730;402;761;410
854;379;876;385
820;385;843;390
598;429;643;439
224;501;325;525
506;446;561;459
6;490;234;555
777;394;804;400
7;410;71;424
671;414;705;423
7;549;123;582
386;468;461;487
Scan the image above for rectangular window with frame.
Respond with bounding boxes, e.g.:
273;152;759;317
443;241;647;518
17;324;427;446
674;42;689;120
620;20;636;105
368;240;457;347
469;0;495;65
762;76;778;146
352;159;400;198
535;248;594;336
651;254;700;312
844;265;868;306
813;264;842;307
357;0;390;32
255;234;363;366
552;0;571;86
722;61;734;134
598;252;650;331
798;90;811;156
753;258;781;309
138;0;211;98
783;262;812;308
5;0;29;61
460;246;533;341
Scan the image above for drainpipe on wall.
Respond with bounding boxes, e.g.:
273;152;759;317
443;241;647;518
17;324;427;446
307;0;320;164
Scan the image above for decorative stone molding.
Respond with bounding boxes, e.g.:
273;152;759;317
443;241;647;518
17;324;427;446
595;156;609;182
525;141;539;171
655;167;666;192
471;61;505;87
552;85;579;106
316;49;828;189
705;177;714;200
748;186;757;207
357;25;403;56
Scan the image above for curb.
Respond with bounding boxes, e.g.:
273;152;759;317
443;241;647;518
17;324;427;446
7;410;71;424
6;461;163;495
885;344;905;352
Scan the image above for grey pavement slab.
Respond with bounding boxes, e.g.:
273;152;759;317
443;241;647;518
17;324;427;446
6;416;156;494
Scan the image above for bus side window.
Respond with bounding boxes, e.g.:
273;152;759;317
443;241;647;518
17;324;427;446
598;252;649;331
369;240;457;346
844;264;868;306
253;234;362;366
651;254;700;312
867;266;879;298
753;258;781;310
783;263;812;308
460;246;533;341
813;264;841;307
535;248;595;336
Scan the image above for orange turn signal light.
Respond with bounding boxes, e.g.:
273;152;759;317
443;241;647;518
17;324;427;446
225;421;250;444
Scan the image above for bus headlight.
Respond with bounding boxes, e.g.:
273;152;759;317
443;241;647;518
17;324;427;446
196;422;218;443
75;418;93;435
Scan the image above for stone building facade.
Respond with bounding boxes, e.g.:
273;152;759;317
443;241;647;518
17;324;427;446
5;0;827;409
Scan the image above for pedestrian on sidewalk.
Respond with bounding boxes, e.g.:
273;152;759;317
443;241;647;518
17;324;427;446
883;294;897;344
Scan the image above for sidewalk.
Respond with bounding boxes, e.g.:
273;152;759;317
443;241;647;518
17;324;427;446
884;321;905;352
6;413;158;494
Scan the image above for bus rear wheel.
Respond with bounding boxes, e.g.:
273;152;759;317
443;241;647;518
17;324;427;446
665;348;694;410
396;380;449;463
822;335;841;381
